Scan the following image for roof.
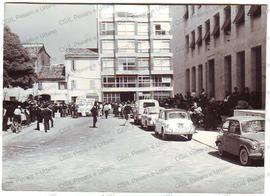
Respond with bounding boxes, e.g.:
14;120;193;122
65;48;99;58
162;108;188;113
226;116;265;122
38;65;65;80
22;43;51;58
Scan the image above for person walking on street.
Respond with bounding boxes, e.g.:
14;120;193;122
122;101;133;126
91;102;98;128
103;103;110;119
35;104;43;131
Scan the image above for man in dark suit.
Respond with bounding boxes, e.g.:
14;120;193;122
42;105;52;133
91;102;98;128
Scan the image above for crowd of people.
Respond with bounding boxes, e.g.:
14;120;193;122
3;87;263;133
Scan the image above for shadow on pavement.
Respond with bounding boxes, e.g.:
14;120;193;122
208;151;264;167
150;133;190;142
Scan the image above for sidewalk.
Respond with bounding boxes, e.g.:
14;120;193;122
193;129;220;149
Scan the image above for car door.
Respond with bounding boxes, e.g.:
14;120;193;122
226;120;241;155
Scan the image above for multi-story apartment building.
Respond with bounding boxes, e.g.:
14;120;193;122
171;5;266;108
97;5;174;103
65;48;101;102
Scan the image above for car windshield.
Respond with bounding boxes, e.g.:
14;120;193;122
148;107;159;114
241;120;265;133
143;102;156;108
167;111;188;119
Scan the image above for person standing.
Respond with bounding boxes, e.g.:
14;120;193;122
3;106;8;131
90;102;98;128
42;105;52;133
36;105;43;131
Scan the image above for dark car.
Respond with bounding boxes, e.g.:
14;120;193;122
215;116;265;166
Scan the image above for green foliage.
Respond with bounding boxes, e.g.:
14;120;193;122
3;26;37;89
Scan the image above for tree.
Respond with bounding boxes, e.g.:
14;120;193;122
3;26;37;89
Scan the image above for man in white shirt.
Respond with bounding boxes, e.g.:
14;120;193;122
13;105;22;123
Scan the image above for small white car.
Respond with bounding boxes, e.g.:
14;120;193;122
155;109;196;140
141;107;162;130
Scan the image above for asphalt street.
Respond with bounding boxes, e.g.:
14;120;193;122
2;115;264;193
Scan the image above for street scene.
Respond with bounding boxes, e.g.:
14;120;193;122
2;3;267;194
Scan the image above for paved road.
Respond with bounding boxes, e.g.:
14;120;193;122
2;115;264;193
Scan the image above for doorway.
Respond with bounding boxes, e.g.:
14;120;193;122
120;92;135;102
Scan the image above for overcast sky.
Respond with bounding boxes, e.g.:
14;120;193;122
4;3;98;64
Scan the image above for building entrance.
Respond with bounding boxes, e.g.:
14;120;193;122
120;92;135;102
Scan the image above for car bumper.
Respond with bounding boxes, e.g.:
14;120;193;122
165;130;195;135
249;150;264;160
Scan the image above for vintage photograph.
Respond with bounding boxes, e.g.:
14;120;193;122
2;1;267;194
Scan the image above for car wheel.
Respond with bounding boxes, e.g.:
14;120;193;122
141;122;144;129
187;134;193;141
217;142;224;156
239;148;251;166
161;128;167;140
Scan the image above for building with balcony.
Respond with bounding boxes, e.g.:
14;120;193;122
65;48;101;102
171;4;266;108
98;5;174;102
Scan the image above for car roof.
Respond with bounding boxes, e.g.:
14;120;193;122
226;116;265;122
161;108;188;113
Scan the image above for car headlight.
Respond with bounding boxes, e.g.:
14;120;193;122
251;142;259;150
190;124;195;132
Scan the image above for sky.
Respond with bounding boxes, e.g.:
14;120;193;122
4;3;98;64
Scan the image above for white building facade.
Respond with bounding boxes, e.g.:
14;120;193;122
98;5;174;103
65;48;101;102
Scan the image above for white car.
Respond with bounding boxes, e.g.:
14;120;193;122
141;107;162;130
155;109;196;140
133;99;159;124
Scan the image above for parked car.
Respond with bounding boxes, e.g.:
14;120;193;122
215;116;265;166
141;107;163;130
155;109;195;140
133;99;159;125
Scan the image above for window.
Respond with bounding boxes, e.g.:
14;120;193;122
102;58;114;71
203;20;210;43
137;58;149;71
221;6;231;35
99;5;113;18
152;76;172;87
71;80;76;90
90;80;95;89
191;66;196;91
117;40;135;53
233;5;245;25
38;82;43;90
115;5;148;18
190;31;195;49
229;121;240;134
154;22;171;35
71;59;76;71
191;5;195;15
118;58;136;71
116;76;136;87
101;40;114;54
212;13;220;38
153;40;170;53
185;34;189;52
103;92;121;103
137;40;150;53
138;76;151;87
248;5;261;18
100;22;114;35
103;76;116;88
153;58;171;71
183;5;189;19
58;82;66;90
137;23;149;35
117;22;135;35
196;25;202;46
154;91;171;100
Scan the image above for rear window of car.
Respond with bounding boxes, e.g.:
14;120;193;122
166;111;188;120
143;102;156;108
